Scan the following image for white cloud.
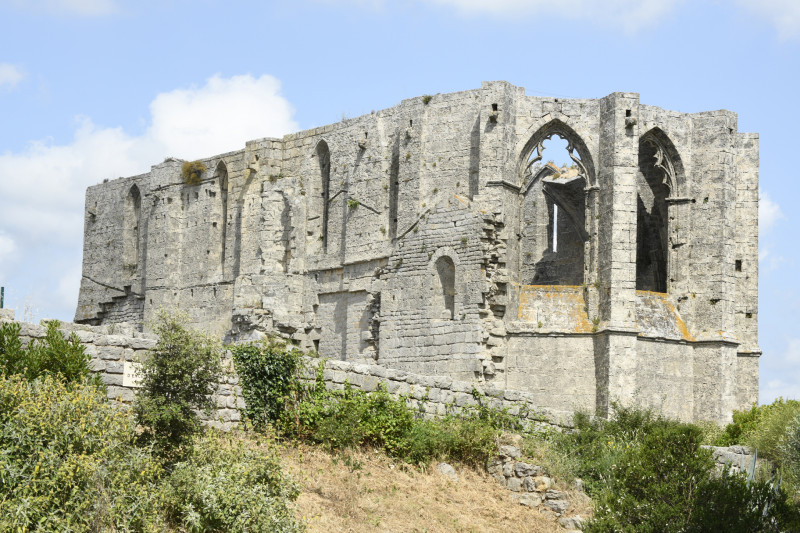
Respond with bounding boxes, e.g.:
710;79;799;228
150;74;297;160
0;63;24;90
56;263;82;313
0;233;16;279
0;73;296;320
761;338;800;403
420;0;683;31
736;0;800;39
759;189;784;233
4;0;118;16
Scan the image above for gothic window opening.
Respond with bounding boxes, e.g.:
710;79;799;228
216;162;229;275
636;133;677;293
123;184;141;275
389;138;400;239
317;141;331;252
434;255;456;319
520;130;590;286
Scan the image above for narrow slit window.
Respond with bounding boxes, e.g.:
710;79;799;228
552;203;558;253
317;141;331;251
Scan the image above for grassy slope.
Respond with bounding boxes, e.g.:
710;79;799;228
279;442;591;533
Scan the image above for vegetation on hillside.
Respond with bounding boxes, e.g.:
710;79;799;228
3;317;800;531
134;311;223;459
548;406;800;532
0;317;302;533
232;337;800;531
231;338;523;467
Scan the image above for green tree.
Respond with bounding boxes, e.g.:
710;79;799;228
134;311;222;459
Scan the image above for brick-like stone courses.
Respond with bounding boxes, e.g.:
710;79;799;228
0;314;243;430
75;81;761;424
313;356;565;427
379;198;487;380
0;312;567;428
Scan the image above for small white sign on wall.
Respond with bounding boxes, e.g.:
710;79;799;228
122;361;143;388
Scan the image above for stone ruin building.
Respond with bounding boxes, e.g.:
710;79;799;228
75;81;760;423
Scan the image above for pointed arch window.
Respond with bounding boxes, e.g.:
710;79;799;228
123;185;141;274
317;141;331;252
636;130;683;293
518;122;595;286
434;255;456;319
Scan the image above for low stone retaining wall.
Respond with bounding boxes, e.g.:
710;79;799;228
702;445;762;475
313;357;567;429
0;312;567;431
0;312;243;428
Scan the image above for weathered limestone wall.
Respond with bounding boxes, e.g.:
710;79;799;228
504;334;597;416
0;312;243;428
75;81;761;424
0;311;566;429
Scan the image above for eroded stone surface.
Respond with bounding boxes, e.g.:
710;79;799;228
74;81;760;423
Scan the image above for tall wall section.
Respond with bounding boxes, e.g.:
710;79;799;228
75;81;760;423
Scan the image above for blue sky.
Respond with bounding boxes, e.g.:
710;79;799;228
1;0;798;404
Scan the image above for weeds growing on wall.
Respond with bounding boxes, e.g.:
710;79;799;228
181;160;206;185
231;339;523;467
230;337;306;430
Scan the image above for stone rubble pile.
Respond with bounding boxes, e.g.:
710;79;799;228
487;444;586;531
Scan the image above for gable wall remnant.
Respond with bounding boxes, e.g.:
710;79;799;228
75;81;760;423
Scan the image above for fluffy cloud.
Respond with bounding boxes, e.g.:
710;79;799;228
0;233;16;279
0;73;296;320
761;338;800;403
421;0;683;31
5;0;118;16
758;189;784;268
759;189;784;233
150;74;297;160
0;63;25;90
736;0;800;39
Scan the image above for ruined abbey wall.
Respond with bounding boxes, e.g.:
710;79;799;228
75;81;760;423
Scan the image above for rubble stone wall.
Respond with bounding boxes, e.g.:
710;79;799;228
0;311;567;430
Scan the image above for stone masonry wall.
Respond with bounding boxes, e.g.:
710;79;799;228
0;311;243;429
0;310;568;430
74;81;761;424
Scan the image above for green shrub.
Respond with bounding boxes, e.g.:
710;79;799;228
231;338;307;430
0;321;25;376
312;383;415;456
781;414;800;498
181;160;206;185
233;340;516;467
166;431;303;533
692;469;800;532
134;311;222;458
0;373;304;532
0;320;102;387
586;420;713;532
0;374;168;532
716;399;800;453
403;412;505;467
549;404;800;532
745;399;800;462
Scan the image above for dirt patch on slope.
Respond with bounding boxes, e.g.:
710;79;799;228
280;443;583;533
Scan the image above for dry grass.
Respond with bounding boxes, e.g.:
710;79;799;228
280;443;590;533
